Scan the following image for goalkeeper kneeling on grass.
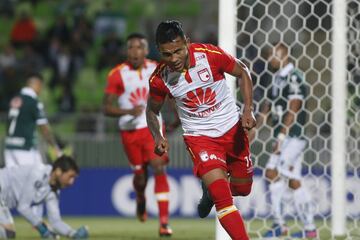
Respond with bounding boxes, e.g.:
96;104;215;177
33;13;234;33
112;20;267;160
0;155;89;239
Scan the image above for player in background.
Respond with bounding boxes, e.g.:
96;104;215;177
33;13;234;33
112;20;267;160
0;155;89;239
4;73;62;168
253;43;317;238
4;73;63;220
102;33;172;237
146;20;256;240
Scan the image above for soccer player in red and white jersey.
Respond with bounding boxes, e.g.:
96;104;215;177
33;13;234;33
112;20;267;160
102;33;172;237
146;21;256;240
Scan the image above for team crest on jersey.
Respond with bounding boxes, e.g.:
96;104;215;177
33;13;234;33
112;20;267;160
183;87;216;112
199;151;209;162
34;180;43;189
197;68;211;82
129;87;148;106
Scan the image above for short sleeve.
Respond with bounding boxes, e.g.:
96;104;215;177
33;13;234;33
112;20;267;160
149;71;169;102
105;68;125;96
206;44;236;74
35;101;48;125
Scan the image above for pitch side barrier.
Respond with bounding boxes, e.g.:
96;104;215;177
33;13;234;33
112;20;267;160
56;167;360;218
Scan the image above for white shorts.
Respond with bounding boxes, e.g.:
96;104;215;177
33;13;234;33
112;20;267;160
4;149;43;168
266;137;306;180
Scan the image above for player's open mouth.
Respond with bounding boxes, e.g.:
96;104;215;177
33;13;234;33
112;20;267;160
174;62;183;71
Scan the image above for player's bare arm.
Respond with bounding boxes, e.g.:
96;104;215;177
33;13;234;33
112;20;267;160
102;93;144;117
273;99;302;153
39;124;62;157
248;100;272;142
281;99;302;134
146;96;169;156
228;59;256;130
165;97;181;133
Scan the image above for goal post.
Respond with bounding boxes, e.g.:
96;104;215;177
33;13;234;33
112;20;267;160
331;0;347;236
217;0;236;239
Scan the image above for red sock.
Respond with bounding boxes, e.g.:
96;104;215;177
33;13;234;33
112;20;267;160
219;210;249;240
154;174;170;225
208;179;249;240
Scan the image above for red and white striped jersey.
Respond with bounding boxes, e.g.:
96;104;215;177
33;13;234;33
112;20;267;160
105;59;157;130
149;43;241;137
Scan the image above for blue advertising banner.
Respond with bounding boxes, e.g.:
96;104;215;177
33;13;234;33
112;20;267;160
60;168;360;218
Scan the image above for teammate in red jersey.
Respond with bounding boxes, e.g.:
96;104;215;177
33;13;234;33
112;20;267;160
102;33;172;237
146;20;256;240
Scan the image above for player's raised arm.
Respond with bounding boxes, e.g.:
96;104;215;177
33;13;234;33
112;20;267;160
39;124;62;158
146;96;168;156
228;59;256;130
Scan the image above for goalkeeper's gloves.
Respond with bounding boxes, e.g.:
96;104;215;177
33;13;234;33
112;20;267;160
70;226;89;239
35;222;58;239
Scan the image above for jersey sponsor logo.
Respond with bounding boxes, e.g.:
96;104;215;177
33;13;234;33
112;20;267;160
197;68;211;82
182;87;216;112
129;87;148;106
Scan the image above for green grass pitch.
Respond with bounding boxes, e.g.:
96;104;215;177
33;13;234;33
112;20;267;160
12;217;355;239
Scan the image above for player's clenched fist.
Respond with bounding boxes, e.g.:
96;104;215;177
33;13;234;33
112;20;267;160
154;136;169;156
242;107;256;130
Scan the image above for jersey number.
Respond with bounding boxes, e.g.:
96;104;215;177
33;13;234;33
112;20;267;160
244;154;253;167
8;108;19;135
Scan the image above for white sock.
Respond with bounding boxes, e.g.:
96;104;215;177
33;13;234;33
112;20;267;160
0;226;7;238
269;180;286;227
293;186;316;230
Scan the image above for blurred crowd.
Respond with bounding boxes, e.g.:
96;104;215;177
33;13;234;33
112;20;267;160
0;0;219;115
0;0;130;113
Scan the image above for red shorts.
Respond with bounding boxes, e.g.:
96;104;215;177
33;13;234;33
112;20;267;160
183;121;253;178
120;127;168;172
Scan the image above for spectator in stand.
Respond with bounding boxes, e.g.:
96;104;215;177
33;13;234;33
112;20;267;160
10;11;37;48
47;15;71;45
0;44;20;112
49;44;76;113
0;0;15;18
97;30;125;71
18;45;44;77
0;44;17;71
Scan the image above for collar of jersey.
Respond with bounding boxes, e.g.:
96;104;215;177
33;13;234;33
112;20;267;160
125;60;148;70
188;44;196;68
21;87;38;99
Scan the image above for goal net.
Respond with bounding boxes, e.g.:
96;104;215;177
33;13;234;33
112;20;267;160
226;0;360;238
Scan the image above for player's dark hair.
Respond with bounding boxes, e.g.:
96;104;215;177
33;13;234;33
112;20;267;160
127;32;146;41
52;155;80;174
26;72;43;82
155;20;186;46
